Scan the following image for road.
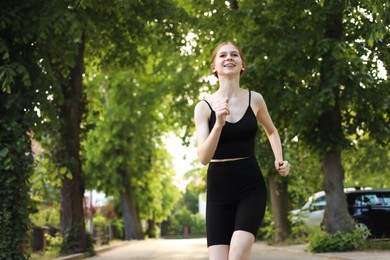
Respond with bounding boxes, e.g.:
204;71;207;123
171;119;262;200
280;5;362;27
86;238;341;260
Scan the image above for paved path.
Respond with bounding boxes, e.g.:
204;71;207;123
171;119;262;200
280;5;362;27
85;238;351;260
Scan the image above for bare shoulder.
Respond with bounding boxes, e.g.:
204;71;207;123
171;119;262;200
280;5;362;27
250;91;266;113
194;100;211;121
195;100;209;113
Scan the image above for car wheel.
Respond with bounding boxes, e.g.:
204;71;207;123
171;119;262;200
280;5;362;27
355;221;371;240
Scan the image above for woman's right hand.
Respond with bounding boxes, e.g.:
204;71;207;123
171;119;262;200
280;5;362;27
214;98;230;127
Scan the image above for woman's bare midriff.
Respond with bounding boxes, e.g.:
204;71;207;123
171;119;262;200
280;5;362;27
210;157;249;163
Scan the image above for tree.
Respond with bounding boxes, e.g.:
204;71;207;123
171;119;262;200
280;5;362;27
38;0;189;247
238;0;389;235
84;71;156;239
0;0;72;257
139;148;182;238
83;62;183;239
29;1;88;252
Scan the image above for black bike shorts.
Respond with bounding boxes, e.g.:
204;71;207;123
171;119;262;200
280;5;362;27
206;157;267;247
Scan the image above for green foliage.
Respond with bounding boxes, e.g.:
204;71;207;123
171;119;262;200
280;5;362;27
60;224;82;254
0;1;51;258
93;210;106;233
0;117;32;259
1;0;88;256
136;148;182;223
189;213;206;236
289;215;323;245
110;219;124;240
307;228;365;253
145;223;161;239
180;182;200;214
343;138;390;188
0;95;33;259
289;219;310;244
30;153;63;204
164;210;206;237
287;142;323;211
60;223;94;255
45;233;63;255
30;205;60;228
84;233;96;257
175;208;192;228
40;230;93;259
257;208;275;241
83;55;184;237
162;215;180;237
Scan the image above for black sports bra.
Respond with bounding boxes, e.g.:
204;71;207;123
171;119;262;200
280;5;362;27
203;90;258;159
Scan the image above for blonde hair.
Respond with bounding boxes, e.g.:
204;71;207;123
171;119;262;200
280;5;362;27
210;41;246;78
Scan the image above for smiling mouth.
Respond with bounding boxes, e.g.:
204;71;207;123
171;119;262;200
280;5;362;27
224;63;235;67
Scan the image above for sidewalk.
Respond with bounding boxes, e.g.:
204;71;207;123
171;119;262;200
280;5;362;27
267;242;390;260
56;238;390;260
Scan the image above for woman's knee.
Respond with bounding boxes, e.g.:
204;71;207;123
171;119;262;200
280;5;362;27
208;244;229;260
228;230;254;260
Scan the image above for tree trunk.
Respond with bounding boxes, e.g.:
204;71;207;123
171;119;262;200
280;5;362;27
119;169;144;240
268;168;290;243
319;0;354;234
322;149;354;233
146;218;157;238
59;34;87;253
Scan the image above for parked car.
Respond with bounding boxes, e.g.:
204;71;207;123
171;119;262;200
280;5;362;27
291;187;390;239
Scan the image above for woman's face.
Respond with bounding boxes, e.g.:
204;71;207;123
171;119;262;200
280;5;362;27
212;43;244;78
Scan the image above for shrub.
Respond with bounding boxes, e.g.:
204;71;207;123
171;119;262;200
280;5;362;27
45;233;63;255
30;205;60;228
257;210;274;241
110;219;124;239
307;228;365;253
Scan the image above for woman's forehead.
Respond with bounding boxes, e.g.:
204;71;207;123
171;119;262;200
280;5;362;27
218;43;239;53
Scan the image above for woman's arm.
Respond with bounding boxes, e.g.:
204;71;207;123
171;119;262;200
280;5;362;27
252;92;290;176
194;99;229;165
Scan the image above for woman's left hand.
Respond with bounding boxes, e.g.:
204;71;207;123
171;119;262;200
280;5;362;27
275;161;290;177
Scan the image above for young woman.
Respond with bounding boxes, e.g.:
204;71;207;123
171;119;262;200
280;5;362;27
194;41;290;260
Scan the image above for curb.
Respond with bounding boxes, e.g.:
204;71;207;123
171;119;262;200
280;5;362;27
55;241;131;260
56;254;84;260
267;243;390;260
266;244;347;260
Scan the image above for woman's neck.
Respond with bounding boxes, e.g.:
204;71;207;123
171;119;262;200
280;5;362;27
216;76;241;98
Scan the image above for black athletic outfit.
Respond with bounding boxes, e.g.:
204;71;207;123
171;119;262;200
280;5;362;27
203;90;267;247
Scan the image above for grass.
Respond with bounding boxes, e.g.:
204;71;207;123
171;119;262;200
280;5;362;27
31;251;58;260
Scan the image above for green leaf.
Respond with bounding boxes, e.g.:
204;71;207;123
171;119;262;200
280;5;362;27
0;147;9;158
